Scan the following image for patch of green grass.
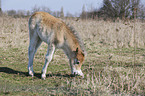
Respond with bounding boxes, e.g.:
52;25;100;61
0;44;144;95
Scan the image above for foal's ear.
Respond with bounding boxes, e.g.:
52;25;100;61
76;48;79;53
81;52;85;56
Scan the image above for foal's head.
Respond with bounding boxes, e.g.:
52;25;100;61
72;48;85;65
70;48;85;77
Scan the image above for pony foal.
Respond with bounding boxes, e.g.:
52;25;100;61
28;12;86;79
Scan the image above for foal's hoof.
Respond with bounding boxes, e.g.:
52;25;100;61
28;71;34;77
41;74;46;80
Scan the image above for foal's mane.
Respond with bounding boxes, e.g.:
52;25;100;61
67;24;87;56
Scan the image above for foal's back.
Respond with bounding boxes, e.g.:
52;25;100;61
29;12;66;46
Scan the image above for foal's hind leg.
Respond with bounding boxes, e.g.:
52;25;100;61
28;32;42;77
41;44;55;79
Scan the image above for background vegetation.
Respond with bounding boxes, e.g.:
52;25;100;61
0;0;145;95
1;0;145;20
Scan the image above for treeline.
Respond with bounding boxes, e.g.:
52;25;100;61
0;5;71;18
1;0;145;20
80;0;145;20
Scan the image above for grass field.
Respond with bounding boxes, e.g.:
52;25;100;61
0;16;145;95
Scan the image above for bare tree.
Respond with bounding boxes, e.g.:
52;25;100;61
52;11;60;17
131;0;140;18
60;7;64;18
31;5;41;13
80;5;87;19
66;12;73;18
137;4;145;21
0;0;2;15
41;6;51;14
7;10;16;16
85;0;141;19
27;10;30;16
31;5;51;15
103;0;140;19
17;10;26;17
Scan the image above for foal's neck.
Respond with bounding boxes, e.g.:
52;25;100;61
62;31;81;59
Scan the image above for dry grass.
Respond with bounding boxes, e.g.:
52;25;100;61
65;19;145;48
0;16;29;48
0;16;145;95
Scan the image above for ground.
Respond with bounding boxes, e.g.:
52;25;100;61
0;16;145;95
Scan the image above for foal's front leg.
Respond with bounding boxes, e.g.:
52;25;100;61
41;44;55;80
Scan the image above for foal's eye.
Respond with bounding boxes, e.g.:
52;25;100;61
74;59;80;64
77;61;80;64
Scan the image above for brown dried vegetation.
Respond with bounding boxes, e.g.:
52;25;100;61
0;16;144;95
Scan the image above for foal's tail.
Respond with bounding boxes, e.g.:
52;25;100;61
28;12;41;31
28;12;43;41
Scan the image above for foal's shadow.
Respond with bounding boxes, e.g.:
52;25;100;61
0;67;31;77
0;67;74;79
